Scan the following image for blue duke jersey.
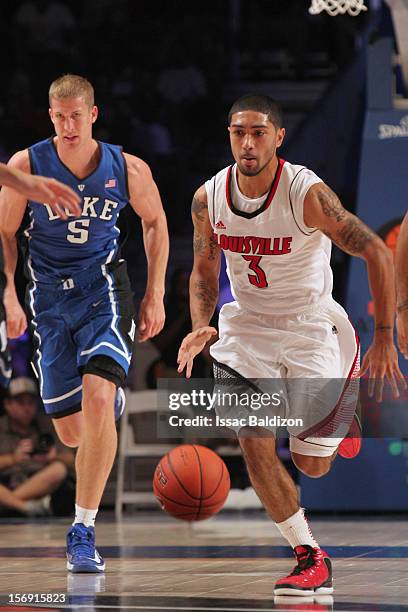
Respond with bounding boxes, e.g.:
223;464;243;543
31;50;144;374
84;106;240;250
26;138;129;282
24;138;136;417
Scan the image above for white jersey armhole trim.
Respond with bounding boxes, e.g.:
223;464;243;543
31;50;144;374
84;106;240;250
289;167;319;236
204;176;216;229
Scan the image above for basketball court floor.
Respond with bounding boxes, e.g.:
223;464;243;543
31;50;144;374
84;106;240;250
1;513;407;611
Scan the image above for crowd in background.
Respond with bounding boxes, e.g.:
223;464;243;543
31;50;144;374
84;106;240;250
0;1;368;228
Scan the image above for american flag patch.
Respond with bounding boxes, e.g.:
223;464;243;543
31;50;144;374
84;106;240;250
105;178;116;188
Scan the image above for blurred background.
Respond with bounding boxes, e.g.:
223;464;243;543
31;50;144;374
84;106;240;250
0;0;407;517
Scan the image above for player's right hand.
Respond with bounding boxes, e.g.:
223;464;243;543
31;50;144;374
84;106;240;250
397;310;408;359
16;172;81;219
4;293;27;339
177;326;217;378
13;438;33;463
359;336;406;402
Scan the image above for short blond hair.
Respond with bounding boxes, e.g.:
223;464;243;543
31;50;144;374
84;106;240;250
49;74;95;108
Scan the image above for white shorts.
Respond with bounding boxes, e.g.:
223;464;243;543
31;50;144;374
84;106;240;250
210;297;360;457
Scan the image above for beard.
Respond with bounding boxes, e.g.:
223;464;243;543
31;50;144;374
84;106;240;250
237;153;275;177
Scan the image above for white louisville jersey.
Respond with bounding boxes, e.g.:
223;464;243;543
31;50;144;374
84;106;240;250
205;158;333;315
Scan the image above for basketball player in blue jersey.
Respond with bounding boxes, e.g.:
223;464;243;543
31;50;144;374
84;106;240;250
178;95;404;596
0;74;169;573
396;211;408;358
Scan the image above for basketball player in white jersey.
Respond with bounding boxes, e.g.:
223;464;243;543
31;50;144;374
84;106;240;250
396;211;408;358
177;95;404;597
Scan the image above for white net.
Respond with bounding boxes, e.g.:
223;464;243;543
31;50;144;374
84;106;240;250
309;0;368;15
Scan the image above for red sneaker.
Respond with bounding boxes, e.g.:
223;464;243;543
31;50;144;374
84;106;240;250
274;545;333;596
338;414;362;459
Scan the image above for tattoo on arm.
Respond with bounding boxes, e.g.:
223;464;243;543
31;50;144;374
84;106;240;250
317;185;347;223
193;280;218;319
317;185;376;254
375;324;393;332
397;299;408;314
335;218;376;253
208;233;218;261
193;230;206;255
193;231;219;261
191;196;208;222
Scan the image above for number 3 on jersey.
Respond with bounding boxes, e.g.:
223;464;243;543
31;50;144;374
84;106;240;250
242;255;268;288
67;219;90;244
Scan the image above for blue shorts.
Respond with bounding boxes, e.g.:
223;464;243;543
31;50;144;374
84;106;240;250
26;259;136;417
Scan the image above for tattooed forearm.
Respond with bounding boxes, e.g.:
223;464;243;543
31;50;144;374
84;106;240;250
397;299;408;314
324;218;376;254
336;218;376;253
317;186;347;223
191;196;208;222
193;280;218;319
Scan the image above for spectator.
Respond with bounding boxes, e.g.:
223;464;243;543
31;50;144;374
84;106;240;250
14;0;76;54
0;377;75;516
157;58;207;105
157;47;207;144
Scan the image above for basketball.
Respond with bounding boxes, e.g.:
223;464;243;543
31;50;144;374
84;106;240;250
153;444;230;521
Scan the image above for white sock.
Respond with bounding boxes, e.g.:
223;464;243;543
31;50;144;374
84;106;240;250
275;508;319;549
73;504;98;528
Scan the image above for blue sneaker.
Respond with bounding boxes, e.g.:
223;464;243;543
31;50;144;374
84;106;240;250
66;524;105;573
114;387;126;421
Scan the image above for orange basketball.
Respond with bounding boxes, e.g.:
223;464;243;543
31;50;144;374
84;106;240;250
153;444;230;521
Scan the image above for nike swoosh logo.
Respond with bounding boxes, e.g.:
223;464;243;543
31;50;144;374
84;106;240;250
82;553;103;563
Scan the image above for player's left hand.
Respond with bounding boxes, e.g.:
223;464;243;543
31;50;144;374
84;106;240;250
3;290;27;339
138;293;165;342
359;337;406;402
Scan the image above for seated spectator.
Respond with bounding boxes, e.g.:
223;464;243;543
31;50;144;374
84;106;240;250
0;377;75;516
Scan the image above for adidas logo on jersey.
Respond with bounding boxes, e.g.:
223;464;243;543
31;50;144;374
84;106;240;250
216;220;226;229
78;184;85;192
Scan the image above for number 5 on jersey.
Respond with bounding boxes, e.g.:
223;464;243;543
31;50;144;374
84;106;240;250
67;219;90;244
242;255;268;288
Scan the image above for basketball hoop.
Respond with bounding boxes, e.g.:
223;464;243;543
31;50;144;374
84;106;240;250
309;0;368;16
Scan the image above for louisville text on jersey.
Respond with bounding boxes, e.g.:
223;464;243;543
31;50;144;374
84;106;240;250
213;233;293;255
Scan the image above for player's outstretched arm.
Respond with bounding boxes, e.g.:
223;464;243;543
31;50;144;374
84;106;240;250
0;161;80;219
304;182;405;401
123;153;169;342
177;185;220;378
0;151;31;338
396;211;408;358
